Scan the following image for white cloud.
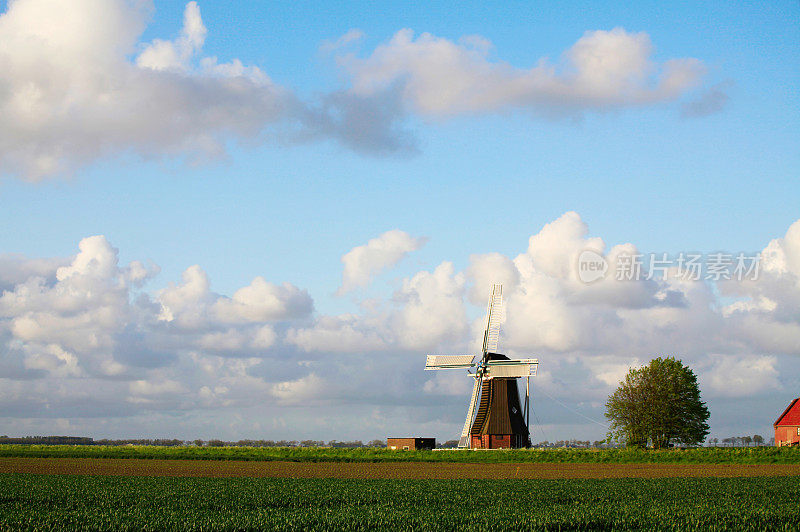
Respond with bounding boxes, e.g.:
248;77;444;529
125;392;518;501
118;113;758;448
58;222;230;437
157;265;214;328
701;354;781;398
0;233;318;420
392;262;468;350
590;357;642;388
196;325;277;353
0;235;132;372
423;370;472;396
287;215;800;366
716;219;800;354
291;261;469;353
197;329;250;352
525;211;604;280
338;230;427;294
136;1;207;73
129;379;186;397
251;326;278;350
0;254;66;291
0;0;718;180
158;267;313;329
760;218;800;278
1;0;719;183
214;278;313;323
0;0;286;180
23;344;82;378
337;28;706;118
467;252;519;304
287;314;388;353
271;373;323;404
2;216;800;441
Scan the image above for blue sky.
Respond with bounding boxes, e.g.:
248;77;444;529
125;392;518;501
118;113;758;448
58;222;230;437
0;0;798;442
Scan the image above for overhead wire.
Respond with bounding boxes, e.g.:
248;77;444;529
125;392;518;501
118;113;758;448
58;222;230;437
536;386;611;429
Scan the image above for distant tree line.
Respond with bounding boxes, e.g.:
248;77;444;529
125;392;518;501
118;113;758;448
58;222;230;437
8;435;775;449
707;435;769;447
0;436;627;449
196;439;463;448
0;436;95;445
0;436;398;448
95;439;186;446
532;440;616;449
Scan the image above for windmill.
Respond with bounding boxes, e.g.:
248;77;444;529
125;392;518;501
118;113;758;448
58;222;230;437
425;284;538;448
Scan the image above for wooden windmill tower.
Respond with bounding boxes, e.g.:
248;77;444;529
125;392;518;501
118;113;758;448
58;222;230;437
425;284;538;448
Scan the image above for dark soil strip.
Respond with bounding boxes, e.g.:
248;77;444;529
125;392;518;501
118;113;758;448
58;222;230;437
2;457;800;479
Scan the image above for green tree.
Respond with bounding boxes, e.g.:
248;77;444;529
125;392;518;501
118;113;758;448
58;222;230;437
605;357;710;449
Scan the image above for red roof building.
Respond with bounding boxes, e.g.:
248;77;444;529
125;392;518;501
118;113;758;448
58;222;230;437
774;397;800;447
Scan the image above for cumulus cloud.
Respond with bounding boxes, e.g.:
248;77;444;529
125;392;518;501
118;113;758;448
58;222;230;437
700;354;781;398
4;216;800;440
0;234;320;425
287;314;388;353
591;357;643;388
337;28;706;118
716;218;800;354
0;0;287;180
0;254;66;291
293;214;800;369
136;1;207;73
0;0;416;176
0;235;138;374
391;262;468;350
337;230;427;294
0;0;718;180
157;267;313;329
286;213;800;442
271;373;323;404
291;260;467;353
130;378;186;397
215;278;314;323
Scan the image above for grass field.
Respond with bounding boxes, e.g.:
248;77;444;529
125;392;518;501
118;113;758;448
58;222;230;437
2;444;799;464
3;450;798;530
2;473;799;530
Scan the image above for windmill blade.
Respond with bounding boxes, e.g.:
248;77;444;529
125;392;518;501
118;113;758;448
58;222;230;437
425;355;476;370
485;364;535;379
482;284;503;354
486;358;539;366
458;378;482;448
485;358;538;379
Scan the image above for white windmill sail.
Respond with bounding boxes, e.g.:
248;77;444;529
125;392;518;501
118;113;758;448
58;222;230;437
484;358;538;379
458;378;482;448
482;284;503;355
425;355;475;370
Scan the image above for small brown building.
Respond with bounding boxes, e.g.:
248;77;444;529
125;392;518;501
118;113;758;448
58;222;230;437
387;437;435;450
774;397;800;447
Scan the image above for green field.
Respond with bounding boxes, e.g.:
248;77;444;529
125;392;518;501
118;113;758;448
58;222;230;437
2;473;799;530
1;444;799;464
